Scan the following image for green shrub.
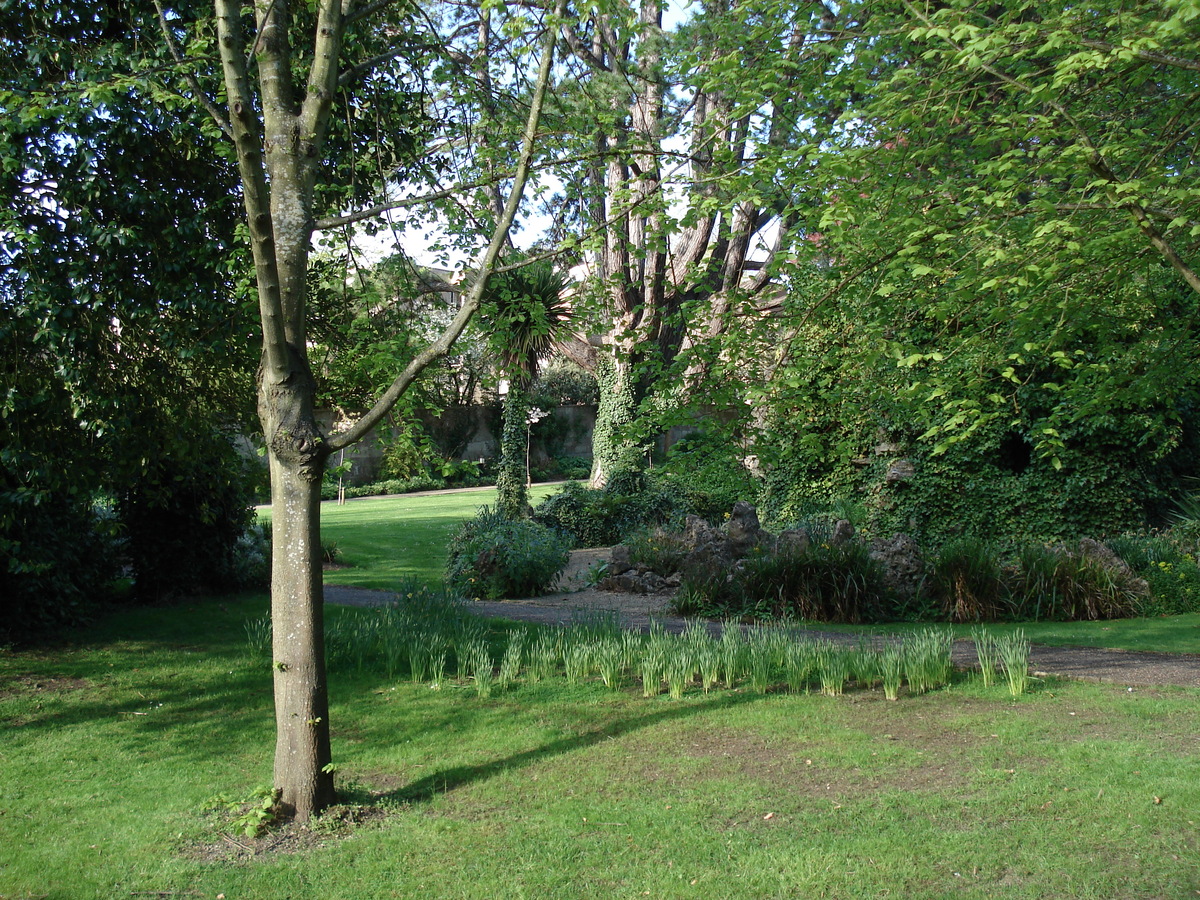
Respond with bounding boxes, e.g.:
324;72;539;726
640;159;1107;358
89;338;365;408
446;506;571;600
555;456;592;480
658;434;761;523
532;478;683;548
675;539;888;624
0;495;122;644
930;537;1006;623
1005;543;1145;621
117;427;258;602
1107;533;1200;616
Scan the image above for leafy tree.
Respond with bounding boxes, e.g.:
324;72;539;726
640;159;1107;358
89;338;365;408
0;1;260;634
158;0;562;820
725;0;1200;542
547;0;856;484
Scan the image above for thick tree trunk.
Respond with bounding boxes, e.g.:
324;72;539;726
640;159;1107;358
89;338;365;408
588;354;638;488
496;381;531;518
261;373;335;822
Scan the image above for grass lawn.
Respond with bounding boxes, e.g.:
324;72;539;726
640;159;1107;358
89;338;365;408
257;484;560;591
799;615;1200;656
2;595;1198;899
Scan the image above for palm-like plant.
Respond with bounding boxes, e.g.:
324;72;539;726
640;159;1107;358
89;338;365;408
480;259;571;519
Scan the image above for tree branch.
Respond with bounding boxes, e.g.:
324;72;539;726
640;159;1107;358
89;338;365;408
1079;38;1200;74
152;0;233;141
330;0;565;450
214;0;289;378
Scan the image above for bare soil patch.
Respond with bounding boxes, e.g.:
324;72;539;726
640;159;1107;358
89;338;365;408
183;803;388;864
0;673;90;700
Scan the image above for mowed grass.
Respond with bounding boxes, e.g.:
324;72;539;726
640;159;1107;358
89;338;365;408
258;484;560;590
800;615;1200;656
2;595;1199;899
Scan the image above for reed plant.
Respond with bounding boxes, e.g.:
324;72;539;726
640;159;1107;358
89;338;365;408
997;628;1031;697
465;640;494;698
971;626;998;687
932;537;1005;622
244;614;271;658
563;641;593;685
784;641;816;694
595;639;626;691
665;645;695;699
639;641;666;698
880;641;904;701
745;631;776;694
904;628;953;694
428;648;447;690
526;632;559;683
850;638;881;689
497;629;526;689
719;624;745;689
698;642;721;693
816;641;850;696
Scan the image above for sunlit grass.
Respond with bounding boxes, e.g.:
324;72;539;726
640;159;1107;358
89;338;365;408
257;484;559;590
2;595;1198;899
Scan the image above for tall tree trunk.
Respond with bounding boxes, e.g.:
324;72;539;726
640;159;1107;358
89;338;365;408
496;380;531;517
589;354;638;487
260;358;333;820
266;449;335;817
209;0;562;823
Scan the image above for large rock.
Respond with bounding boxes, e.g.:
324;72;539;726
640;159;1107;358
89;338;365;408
607;544;634;577
727;501;767;557
869;533;925;601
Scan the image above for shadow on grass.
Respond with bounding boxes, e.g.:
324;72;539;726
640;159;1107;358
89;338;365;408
378;690;763;805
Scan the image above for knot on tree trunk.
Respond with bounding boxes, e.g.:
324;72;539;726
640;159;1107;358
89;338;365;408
270;418;328;481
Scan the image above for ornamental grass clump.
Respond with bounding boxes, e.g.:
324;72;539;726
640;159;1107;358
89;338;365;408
244;614;271;658
563;640;592;685
745;628;778;694
997;629;1031;697
880;641;904;701
698;640;722;693
850;637;881;689
665;645;695;699
427;648;447;690
465;640;494;698
526;632;559;683
784;640;817;694
932;537;1005;622
717;539;888;623
971;626;999;687
1010;543;1144;621
595;639;626;691
816;641;850;696
497;629;526;689
640;641;666;697
904;628;954;694
719;624;745;689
